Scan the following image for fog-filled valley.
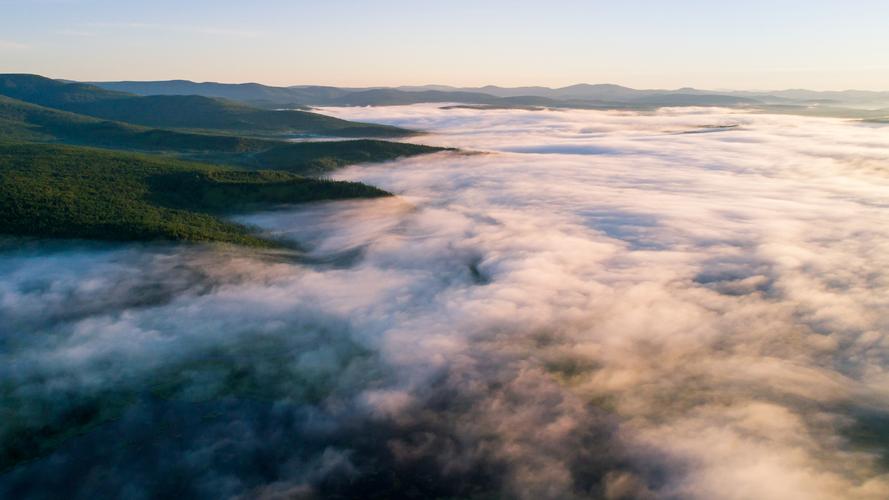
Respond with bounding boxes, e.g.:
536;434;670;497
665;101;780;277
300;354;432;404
3;104;889;499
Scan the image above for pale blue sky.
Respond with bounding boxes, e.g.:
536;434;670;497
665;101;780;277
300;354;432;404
1;0;887;90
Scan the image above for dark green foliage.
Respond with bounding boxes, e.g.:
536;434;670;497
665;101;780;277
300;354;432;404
0;333;372;471
0;74;415;138
252;139;445;175
62;94;413;137
0;95;446;174
147;169;389;212
0;95;272;150
0;143;390;246
0;73;129;106
0;75;446;246
844;411;889;468
0;390;136;473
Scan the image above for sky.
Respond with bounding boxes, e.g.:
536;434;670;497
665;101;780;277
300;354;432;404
1;0;888;90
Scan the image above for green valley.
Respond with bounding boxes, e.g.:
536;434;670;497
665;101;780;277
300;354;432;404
0;74;448;246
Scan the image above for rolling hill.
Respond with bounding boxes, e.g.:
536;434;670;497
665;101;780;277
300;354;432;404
0;76;450;246
0;94;446;174
59;94;413;137
0;74;415;137
91;79;354;109
0;94;269;150
0;143;390;246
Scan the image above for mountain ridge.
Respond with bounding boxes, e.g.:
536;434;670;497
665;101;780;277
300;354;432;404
1;74;415;137
89;78;889;109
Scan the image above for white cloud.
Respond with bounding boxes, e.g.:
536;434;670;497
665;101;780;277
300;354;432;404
3;105;889;498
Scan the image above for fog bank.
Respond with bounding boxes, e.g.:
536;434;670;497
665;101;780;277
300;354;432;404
2;105;889;499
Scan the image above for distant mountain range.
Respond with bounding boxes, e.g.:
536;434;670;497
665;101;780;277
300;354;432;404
395;83;889;107
88;79;889;111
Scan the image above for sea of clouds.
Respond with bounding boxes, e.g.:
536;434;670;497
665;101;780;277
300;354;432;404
1;105;888;499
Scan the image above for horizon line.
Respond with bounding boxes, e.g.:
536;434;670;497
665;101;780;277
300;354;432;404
14;72;889;94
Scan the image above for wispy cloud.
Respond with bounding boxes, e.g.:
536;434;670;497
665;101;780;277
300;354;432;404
55;29;96;37
87;21;261;38
0;39;28;50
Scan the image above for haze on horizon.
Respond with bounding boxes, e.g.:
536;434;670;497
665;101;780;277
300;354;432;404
1;0;888;91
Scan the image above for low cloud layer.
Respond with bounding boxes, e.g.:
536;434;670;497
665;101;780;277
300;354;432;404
2;105;889;499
